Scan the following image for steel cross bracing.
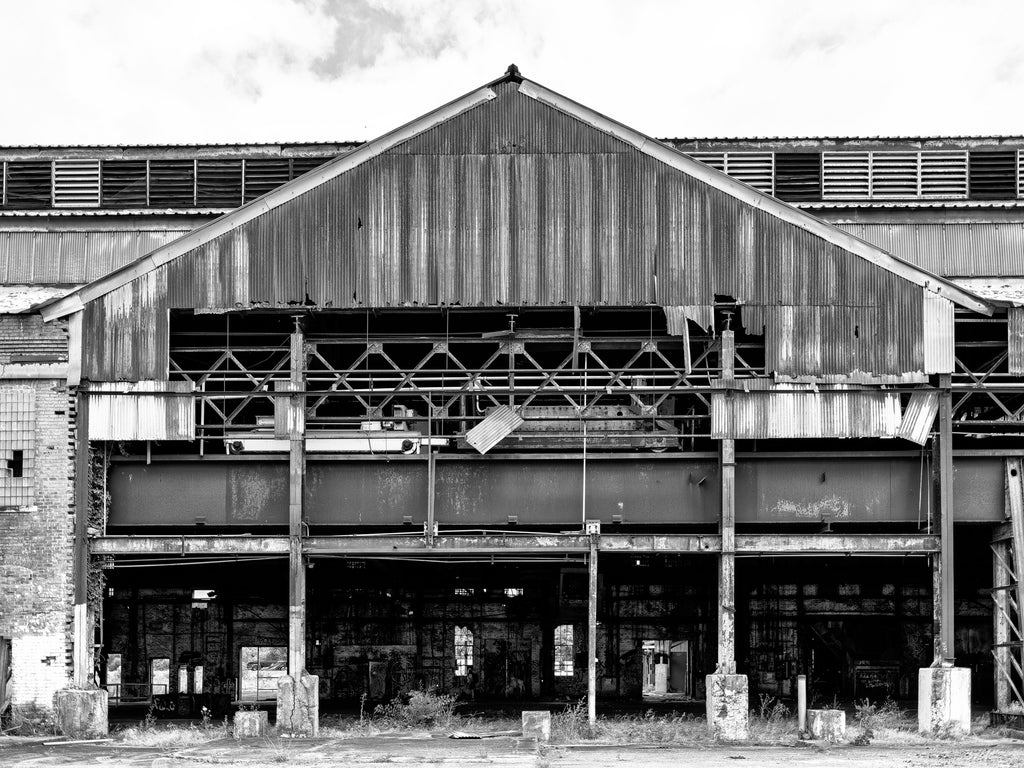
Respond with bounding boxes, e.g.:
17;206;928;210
167;333;755;445
952;315;1024;432
993;458;1024;712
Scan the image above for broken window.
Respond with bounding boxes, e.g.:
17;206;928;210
554;624;574;676
239;646;287;700
0;389;35;508
453;587;474;597
150;658;170;696
454;626;473;677
177;665;188;694
193;665;204;694
504;588;524;598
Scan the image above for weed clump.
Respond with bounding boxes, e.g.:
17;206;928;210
374;690;457;729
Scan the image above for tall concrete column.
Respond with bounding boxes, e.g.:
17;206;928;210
587;527;599;727
918;375;970;735
72;391;91;687
278;320;318;735
706;328;747;740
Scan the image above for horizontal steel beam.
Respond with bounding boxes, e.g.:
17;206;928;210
91;532;939;557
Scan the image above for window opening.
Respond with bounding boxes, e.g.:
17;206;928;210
454;626;473;677
554;624;574;676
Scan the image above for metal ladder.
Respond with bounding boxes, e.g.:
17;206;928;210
992;458;1024;711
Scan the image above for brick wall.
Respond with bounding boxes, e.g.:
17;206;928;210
0;316;75;709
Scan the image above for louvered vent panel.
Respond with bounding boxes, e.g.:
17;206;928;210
3;161;51;209
290;157;331;178
196;159;243;207
870;152;918;198
725;153;774;194
149;160;196;207
1018;150;1024;198
822;152;870;199
688;152;726;171
921;151;968;198
773;152;821;201
242;159;291;202
969;150;1016;200
52;159;100;208
102;160;148;207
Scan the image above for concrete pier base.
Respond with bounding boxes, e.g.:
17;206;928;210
918;667;970;736
276;674;319;736
233;710;269;739
53;689;108;738
522;711;551;742
706;674;748;741
808;709;846;742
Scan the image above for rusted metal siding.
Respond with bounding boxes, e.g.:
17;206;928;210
1009;306;1024;374
82;271;168;380
81;83;939;380
836;222;1024;277
711;386;902;439
88;381;194;441
923;292;954;373
897;390;939;445
0;230;191;285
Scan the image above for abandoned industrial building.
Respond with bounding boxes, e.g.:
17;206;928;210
3;65;1024;736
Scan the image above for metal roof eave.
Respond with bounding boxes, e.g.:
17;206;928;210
515;80;993;317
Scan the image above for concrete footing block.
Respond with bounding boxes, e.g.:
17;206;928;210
522;710;551;742
706;673;749;741
233;710;268;739
53;688;108;738
276;674;319;736
918;666;971;736
808;709;846;741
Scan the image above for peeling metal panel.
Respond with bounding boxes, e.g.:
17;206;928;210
1010;306;1024;374
88;381;194;441
711;386;902;439
923;292;954;373
465;405;525;454
897;390;939;445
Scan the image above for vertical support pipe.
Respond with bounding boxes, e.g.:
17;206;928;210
72;389;91;687
797;674;807;734
718;329;736;674
287;322;307;677
993;539;1012;711
587;532;599;727
937;373;954;664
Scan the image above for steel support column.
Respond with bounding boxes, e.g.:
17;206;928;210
287;322;307;677
993;538;1013;710
587;529;598;727
718;330;736;674
937;374;955;663
72;391;91;686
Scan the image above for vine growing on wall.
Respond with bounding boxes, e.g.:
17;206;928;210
86;445;110;617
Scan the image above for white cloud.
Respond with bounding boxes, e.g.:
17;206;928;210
0;0;1022;144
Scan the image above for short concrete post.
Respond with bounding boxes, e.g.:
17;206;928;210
706;673;749;741
522;710;551;742
233;710;268;739
53;689;108;738
808;709;846;742
797;675;807;735
276;673;319;736
918;666;971;736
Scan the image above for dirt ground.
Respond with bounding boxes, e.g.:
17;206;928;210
2;734;1024;768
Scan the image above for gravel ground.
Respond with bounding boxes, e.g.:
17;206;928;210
2;734;1024;768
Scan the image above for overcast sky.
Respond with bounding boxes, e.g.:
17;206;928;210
2;0;1022;145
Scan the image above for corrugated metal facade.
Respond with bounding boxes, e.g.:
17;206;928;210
897;390;939;445
0;230;191;285
836;222;1024;277
88;381;194;441
1009;306;1024;374
82;81;942;380
711;386;902;439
